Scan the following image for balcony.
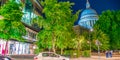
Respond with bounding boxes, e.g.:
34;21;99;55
22;35;37;42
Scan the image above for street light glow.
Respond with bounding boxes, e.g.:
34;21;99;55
0;15;4;20
90;28;93;32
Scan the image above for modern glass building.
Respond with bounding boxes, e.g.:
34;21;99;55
78;0;98;29
0;0;42;55
22;0;37;25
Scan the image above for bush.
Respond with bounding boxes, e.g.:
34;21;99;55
62;50;72;57
82;50;90;57
63;50;81;58
34;48;44;54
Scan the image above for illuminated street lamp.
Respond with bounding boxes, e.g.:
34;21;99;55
89;28;93;56
33;45;38;49
0;15;4;20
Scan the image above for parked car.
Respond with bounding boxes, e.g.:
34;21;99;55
0;55;14;60
34;52;69;60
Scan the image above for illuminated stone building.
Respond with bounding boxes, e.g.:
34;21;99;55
74;0;98;34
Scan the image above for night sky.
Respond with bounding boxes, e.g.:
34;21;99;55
68;0;120;24
69;0;120;14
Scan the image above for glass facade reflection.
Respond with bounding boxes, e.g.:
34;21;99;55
22;0;37;25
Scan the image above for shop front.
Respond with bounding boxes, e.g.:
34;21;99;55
0;39;34;55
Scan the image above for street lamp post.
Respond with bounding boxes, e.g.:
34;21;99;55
98;45;100;60
95;40;101;60
89;28;93;57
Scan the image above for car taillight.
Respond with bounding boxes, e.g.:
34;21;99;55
34;57;38;60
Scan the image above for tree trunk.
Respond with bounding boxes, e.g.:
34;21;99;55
60;48;63;55
77;41;81;57
52;32;56;53
52;38;56;53
77;47;80;57
52;40;56;53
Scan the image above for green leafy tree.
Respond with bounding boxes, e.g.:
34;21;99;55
93;10;120;50
33;0;79;53
0;0;26;55
92;30;110;50
72;35;85;53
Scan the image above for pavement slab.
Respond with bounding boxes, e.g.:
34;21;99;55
70;56;120;60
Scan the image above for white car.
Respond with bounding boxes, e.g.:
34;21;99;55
34;52;69;60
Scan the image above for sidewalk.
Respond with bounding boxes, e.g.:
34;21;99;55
13;56;120;60
70;56;120;60
10;54;35;60
10;54;120;60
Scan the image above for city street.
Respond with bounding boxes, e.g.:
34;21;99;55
12;55;120;60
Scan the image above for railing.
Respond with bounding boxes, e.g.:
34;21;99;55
22;36;37;42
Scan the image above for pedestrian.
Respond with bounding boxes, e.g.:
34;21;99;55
105;51;109;58
110;50;113;58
